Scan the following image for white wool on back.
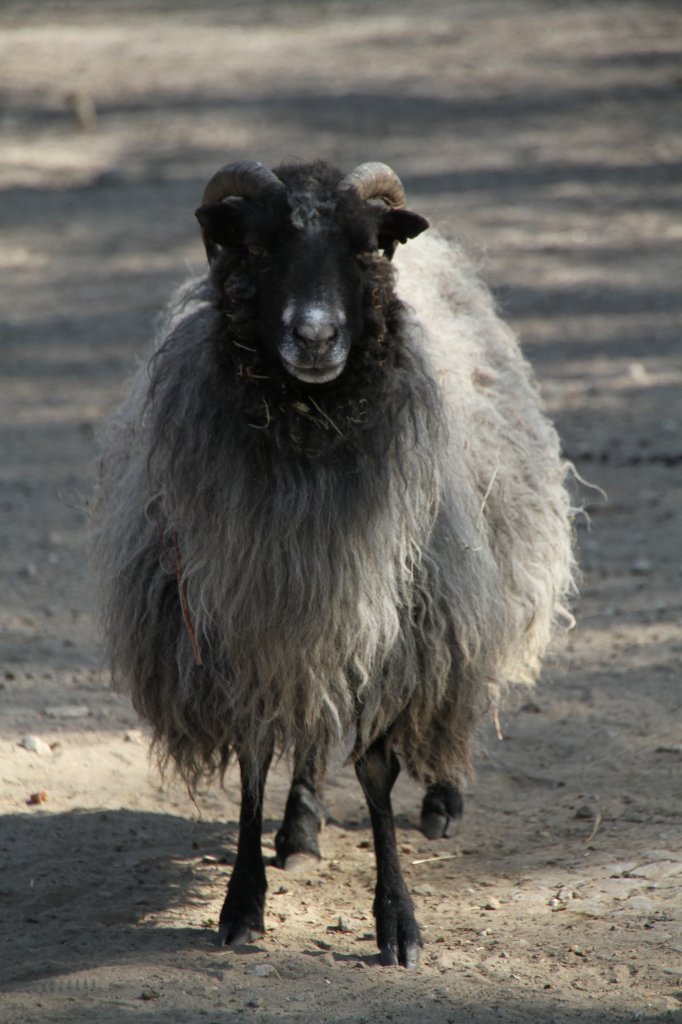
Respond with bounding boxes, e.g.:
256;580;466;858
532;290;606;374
396;232;576;686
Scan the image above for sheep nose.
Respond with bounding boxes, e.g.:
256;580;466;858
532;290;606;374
294;316;339;355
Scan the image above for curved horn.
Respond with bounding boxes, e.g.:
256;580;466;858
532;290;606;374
338;161;406;208
201;160;285;205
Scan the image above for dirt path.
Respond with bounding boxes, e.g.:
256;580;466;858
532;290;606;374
1;2;681;1021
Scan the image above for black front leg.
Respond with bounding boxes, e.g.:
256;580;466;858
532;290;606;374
218;750;272;947
355;736;422;968
275;744;326;870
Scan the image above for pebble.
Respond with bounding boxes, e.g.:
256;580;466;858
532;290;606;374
65;89;98;131
245;963;277;977
19;735;53;756
631;557;652;575
628;361;649;383
95;168;125;188
628;860;682;881
564;898;617;919
624;895;655;914
574;804;594;819
44;705;90;719
246;996;263;1008
436;950;459;970
411;884;435;896
483;897;501;910
520;700;542;713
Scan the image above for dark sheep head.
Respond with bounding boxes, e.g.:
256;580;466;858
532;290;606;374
195;160;428;386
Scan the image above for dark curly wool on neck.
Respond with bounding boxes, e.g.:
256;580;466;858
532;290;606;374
152;249;441;471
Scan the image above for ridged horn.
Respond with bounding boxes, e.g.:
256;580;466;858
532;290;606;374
338;161;406;208
201;160;285;205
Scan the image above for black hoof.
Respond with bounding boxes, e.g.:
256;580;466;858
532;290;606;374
217;921;254;948
379;941;420;969
420;782;463;839
275;782;324;868
379;945;399;967
375;886;422;969
218;871;266;948
217;913;264;948
279;851;320;873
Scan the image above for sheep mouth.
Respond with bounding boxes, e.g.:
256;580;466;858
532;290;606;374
280;356;347;385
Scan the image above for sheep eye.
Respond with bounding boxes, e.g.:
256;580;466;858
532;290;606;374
247;244;267;258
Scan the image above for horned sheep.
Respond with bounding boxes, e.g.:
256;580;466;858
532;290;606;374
91;159;576;967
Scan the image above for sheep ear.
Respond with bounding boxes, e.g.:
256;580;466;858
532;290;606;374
378;209;429;256
195;201;244;249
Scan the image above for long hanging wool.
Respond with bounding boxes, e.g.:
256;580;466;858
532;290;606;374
92;164;576;795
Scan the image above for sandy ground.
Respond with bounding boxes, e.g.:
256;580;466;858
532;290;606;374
1;2;681;1021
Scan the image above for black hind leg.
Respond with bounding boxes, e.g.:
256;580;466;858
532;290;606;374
420;782;463;839
275;745;326;871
